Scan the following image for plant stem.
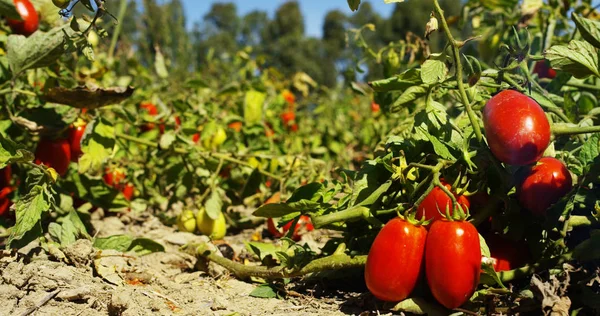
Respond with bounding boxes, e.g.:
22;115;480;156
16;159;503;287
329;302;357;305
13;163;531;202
552;125;600;136
311;205;390;228
108;0;128;61
499;252;573;283
193;243;367;280
433;0;483;143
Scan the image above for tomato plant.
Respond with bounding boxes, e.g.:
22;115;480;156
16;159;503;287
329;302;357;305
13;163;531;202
516;157;573;216
425;220;481;309
365;217;427;302
483;90;551;166
6;0;38;37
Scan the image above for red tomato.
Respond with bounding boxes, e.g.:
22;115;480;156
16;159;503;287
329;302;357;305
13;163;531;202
0;165;11;189
416;180;470;225
486;234;530;272
483;90;551;165
122;183;134;201
516;157;572;215
267;215;314;241
0;187;13;216
192;133;200;143
371;101;380;113
533;60;557;80
104;168;126;190
35;138;71;176
139;102;165;132
365;217;427;302
282;91;295;104
69;123;86;162
7;0;39;36
426;220;481;309
175;116;181;127
228;121;243;132
281;111;295;126
289;123;298;132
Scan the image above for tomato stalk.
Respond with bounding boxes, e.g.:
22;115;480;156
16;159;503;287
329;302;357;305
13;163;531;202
311;205;395;228
191;243;366;279
108;0;128;61
551;125;600;136
432;0;483;143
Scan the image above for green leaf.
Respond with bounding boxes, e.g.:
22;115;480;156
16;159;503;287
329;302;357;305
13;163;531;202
253;203;299;218
480;0;519;10
204;189;223;220
417;127;455;160
154;48;169;79
479;233;491;257
7;24;74;77
244;90;266;125
579;133;600;166
528;91;560;110
93;235;165;256
249;284;278;298
159;131;176;149
421;59;447;85
572;230;600;262
391;297;447;315
480;263;506;288
0;134;34;169
425;98;448;130
78;118;115;174
0;0;21;19
368;68;422;92
245;241;280;261
572;13;600;50
545;40;600;79
390;84;430;112
356;180;392;206
8;185;51;247
287;182;324;203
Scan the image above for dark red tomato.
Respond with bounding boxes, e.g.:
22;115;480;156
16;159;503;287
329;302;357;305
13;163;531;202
104;168;126;190
7;0;39;36
0;186;14;216
426;220;481;309
483;90;551;165
122;183;134;201
35;138;71;176
371;101;380;113
69;123;86;162
416;180;470;225
289;123;298;132
175;116;181;127
365;217;427;302
533;60;557;80
281;111;295;126
486;234;530;272
517;157;572;216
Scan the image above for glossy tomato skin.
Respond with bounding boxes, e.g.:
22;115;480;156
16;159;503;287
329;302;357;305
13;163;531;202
69;124;86;162
416;180;470;225
486;234;530;272
483;90;551;166
371;102;380;113
533;60;557;80
426;220;481;309
365;217;427;302
517;157;572;216
7;0;39;36
122;183;134;201
35;138;71;177
0;166;13;217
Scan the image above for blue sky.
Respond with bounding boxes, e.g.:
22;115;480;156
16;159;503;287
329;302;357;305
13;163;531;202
179;0;394;38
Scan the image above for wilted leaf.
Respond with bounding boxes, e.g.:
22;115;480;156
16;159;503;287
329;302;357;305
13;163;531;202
347;0;361;12
43;85;135;109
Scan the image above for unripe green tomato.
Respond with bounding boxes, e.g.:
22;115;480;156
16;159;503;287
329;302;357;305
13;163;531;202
53;0;70;9
177;210;196;233
211;126;227;149
196;208;227;240
87;30;99;47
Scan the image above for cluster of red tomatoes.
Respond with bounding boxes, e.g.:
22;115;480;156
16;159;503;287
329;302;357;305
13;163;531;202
365;87;573;309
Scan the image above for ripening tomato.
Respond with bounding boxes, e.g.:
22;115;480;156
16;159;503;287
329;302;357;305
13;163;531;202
139;102;165;133
196;208;227;240
69;123;86;162
365;217;427;302
426;220;481;309
35;138;71;176
516;157;572;216
533;60;556;80
281;111;295;126
7;0;39;36
267;215;314;241
122;183;134;201
371;101;380;113
416;180;470;225
282;90;295;104
228;121;243;132
483;90;551;165
104;168;126;190
486;234;530;272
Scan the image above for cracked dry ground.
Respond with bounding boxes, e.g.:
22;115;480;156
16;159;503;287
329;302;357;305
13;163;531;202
0;213;379;316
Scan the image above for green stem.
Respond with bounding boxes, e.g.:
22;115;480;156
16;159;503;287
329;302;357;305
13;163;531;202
108;0;128;61
311;206;370;228
433;0;483;143
194;244;367;280
499;252;573;283
552;125;600;136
